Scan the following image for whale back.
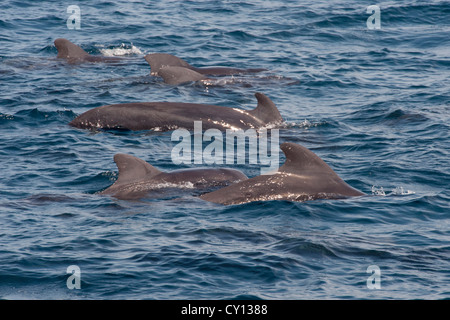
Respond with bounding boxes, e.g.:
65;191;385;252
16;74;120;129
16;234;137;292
144;53;192;75
144;53;267;76
69;92;283;130
158;66;208;85
199;142;365;205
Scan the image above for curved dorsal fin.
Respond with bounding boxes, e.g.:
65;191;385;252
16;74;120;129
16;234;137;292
54;38;89;59
247;92;283;125
144;53;192;75
113;154;161;186
278;142;338;177
158;66;207;85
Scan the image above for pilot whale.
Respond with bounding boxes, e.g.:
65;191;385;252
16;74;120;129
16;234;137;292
54;38;121;63
199;142;365;205
101;153;248;200
158;66;210;85
144;53;266;77
69;92;283;131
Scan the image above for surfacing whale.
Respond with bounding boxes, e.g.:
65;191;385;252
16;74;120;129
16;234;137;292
158;66;210;85
54;38;121;64
144;53;266;77
199;142;365;205
101;153;248;200
69;92;283;131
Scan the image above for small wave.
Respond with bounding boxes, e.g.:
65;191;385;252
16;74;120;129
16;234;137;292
99;44;143;57
14;108;77;122
25;193;79;204
384;109;429;124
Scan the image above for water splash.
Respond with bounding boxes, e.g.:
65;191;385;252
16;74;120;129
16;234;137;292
390;186;415;196
372;185;415;196
282;119;325;130
99;44;143;56
371;186;386;196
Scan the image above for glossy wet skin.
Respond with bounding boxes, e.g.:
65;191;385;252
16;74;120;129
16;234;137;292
101;154;248;200
69;93;283;131
200;142;365;205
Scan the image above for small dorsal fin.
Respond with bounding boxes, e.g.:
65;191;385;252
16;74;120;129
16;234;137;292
144;53;192;75
54;38;89;59
247;93;283;125
113;154;161;186
158;66;207;85
278;142;338;177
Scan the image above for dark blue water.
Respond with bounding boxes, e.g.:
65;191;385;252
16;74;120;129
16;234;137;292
0;0;449;299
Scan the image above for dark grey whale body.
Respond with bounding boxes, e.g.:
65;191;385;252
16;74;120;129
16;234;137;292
157;66;211;85
69;92;283;131
145;53;266;76
101;153;248;200
200;142;365;205
54;38;121;64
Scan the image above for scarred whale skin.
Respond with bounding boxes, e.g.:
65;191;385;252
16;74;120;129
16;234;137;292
69;92;283;131
199;142;365;205
101;153;248;200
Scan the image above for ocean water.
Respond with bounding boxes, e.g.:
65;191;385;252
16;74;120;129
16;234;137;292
0;0;449;300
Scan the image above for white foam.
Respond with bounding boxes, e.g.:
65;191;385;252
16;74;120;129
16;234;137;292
282;119;322;129
390;186;415;195
372;185;415;196
100;44;143;57
371;186;386;196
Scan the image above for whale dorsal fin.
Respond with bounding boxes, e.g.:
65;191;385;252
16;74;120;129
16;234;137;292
247;93;283;126
54;38;89;59
278;142;338;177
113;154;161;186
144;53;192;75
158;66;207;85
